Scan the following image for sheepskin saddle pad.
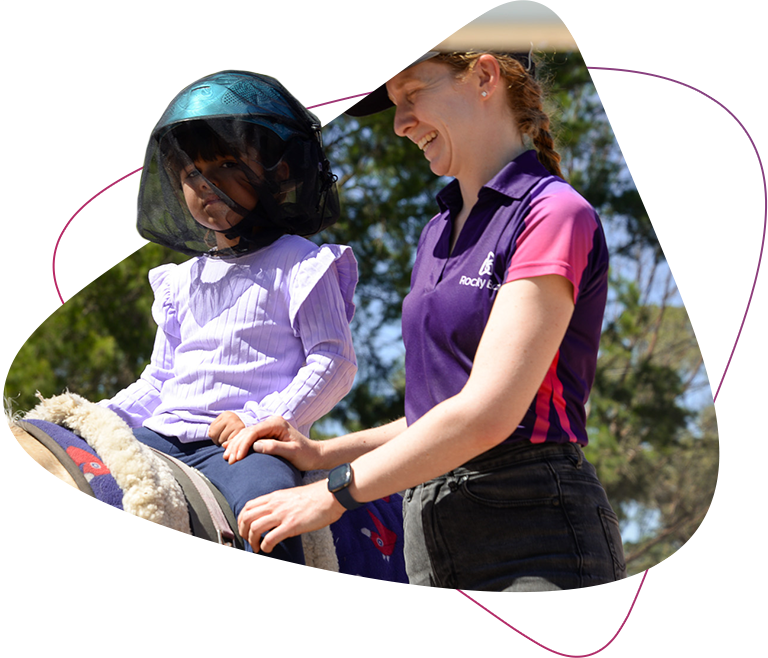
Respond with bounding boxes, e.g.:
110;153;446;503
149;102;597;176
19;393;338;612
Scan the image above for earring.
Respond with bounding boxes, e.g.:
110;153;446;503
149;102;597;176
481;91;488;97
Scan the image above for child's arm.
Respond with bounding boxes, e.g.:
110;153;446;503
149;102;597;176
239;266;355;426
99;326;176;426
99;264;178;426
220;246;357;459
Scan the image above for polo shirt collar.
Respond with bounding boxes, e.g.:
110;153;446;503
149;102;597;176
435;149;551;215
483;149;551;199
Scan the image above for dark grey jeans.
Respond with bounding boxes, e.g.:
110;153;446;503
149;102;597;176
403;440;626;591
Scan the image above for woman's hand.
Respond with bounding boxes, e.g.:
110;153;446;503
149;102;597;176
208;411;245;446
221;415;324;469
237;480;345;553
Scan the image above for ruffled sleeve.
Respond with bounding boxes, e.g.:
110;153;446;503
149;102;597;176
288;244;357;327
98;263;181;427
148;263;180;336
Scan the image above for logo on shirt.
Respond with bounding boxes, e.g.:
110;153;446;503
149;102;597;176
479;251;494;276
459;251;501;291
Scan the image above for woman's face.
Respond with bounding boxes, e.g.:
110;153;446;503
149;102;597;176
180;151;264;233
386;60;479;179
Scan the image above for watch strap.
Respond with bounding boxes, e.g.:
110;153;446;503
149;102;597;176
332;483;363;511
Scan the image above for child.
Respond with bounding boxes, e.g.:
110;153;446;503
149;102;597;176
100;71;358;564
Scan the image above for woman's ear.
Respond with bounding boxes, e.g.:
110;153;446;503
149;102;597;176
475;53;502;100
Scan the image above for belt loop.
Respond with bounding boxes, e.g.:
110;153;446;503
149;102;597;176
575;444;583;468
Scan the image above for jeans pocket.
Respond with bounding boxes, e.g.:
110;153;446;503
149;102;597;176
598;506;627;579
457;462;559;508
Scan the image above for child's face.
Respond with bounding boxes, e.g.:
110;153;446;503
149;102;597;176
180;151;265;234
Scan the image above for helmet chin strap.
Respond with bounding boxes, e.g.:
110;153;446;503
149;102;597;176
199;167;287;257
213;206;284;255
206;179;287;257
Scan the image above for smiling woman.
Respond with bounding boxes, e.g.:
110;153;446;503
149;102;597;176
386;56;525;186
232;51;627;592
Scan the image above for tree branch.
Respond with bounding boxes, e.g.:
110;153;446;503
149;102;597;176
625;505;731;564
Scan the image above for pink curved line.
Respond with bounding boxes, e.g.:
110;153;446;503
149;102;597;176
307;91;373;110
456;589;523;633
587;67;766;404
53;167;144;305
616;569;648;633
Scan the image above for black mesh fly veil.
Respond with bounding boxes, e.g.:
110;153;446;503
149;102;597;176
137;71;340;257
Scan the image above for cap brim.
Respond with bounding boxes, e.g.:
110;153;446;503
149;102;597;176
333;51;440;117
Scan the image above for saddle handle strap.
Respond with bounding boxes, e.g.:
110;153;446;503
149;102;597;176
148;448;239;547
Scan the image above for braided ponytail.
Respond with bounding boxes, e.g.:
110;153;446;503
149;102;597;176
434;52;563;179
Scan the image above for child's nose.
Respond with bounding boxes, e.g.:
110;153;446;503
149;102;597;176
196;171;218;191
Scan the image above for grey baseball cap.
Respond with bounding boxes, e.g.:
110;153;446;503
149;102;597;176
333;41;534;117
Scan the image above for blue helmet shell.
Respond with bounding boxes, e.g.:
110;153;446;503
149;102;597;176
153;70;318;143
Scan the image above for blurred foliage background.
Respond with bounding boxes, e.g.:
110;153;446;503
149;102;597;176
3;50;768;609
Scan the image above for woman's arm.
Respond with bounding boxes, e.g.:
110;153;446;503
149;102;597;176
238;274;574;552
222;415;408;468
336;273;575;497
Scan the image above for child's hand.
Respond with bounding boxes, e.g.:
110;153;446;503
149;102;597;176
208;411;246;446
222;416;323;470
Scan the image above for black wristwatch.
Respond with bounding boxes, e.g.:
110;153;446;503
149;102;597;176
327;463;362;510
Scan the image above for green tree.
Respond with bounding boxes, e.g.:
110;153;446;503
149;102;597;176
3;51;768;608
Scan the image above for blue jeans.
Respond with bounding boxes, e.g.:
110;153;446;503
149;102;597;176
133;427;305;564
403;441;626;591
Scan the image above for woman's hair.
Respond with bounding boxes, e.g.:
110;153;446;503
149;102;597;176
434;51;562;179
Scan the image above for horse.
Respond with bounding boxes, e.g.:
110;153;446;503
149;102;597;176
4;393;407;614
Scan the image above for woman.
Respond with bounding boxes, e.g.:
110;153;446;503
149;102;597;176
228;51;627;591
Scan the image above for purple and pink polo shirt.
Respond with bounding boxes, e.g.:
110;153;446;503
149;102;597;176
401;150;609;446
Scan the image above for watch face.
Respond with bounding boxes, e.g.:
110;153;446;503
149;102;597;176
328;463;351;492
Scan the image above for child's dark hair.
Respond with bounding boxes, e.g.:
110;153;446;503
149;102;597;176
161;118;286;180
